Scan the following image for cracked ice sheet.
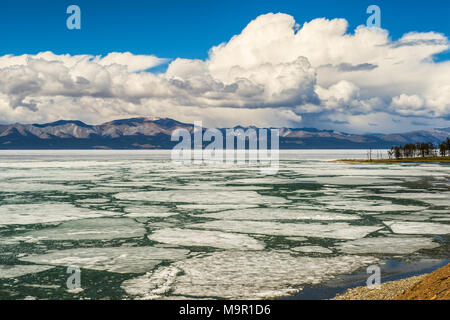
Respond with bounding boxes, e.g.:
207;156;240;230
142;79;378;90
291;246;333;254
148;228;264;250
320;200;426;213
384;221;450;235
156;184;271;191
76;198;111;204
123;206;177;218
337;237;439;254
6;218;146;242
114;191;288;204
229;178;297;185
121;251;378;299
376;214;430;221
288;166;448;177
433;217;450;221
176;204;259;212
199;208;360;221
0;182;81;192
376;193;450;200
0;265;54;279
293;176;399;186
20;247;189;274
0;204;119;226
188;220;383;240
375;193;450;207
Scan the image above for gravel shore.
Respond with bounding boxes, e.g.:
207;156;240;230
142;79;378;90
332;263;450;300
332;275;426;300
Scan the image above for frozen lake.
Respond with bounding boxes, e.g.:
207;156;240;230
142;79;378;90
0;150;448;299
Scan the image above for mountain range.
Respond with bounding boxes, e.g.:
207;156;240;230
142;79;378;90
0;117;449;149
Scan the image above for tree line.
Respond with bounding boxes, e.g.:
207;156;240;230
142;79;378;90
387;137;450;159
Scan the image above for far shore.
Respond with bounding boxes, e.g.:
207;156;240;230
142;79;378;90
334;156;450;164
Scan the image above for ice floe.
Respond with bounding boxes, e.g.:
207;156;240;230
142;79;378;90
76;198;111;204
336;236;439;254
291;246;333;254
375;193;450;207
383;221;450;235
0;204;118;226
0;265;54;278
176;204;259;212
189;220;383;240
114;191;288;204
20;247;189;273
148;228;264;250
123;206;177;218
376;214;430;221
8;218;146;241
121;251;378;299
199;208;360;221
293;176;399;186
0;182;80;192
285;237;308;241
320;200;426;213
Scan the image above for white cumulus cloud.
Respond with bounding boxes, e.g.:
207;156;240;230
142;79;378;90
0;13;449;132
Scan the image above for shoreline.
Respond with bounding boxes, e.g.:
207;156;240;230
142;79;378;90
333;156;450;164
283;258;449;300
332;262;449;300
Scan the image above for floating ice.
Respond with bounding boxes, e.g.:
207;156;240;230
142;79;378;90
285;237;308;241
377;193;450;200
337;236;439;254
1;151;449;300
76;198;111;204
321;199;426;213
291;246;333;254
377;214;430;221
20;247;189;273
384;221;450;235
189;220;383;240
0;204;118;226
148;228;264;250
114;191;288;204
376;193;450;207
0;182;79;192
230;178;294;185
0;265;54;278
10;218;146;241
293;176;399;186
159;184;271;191
121;251;378;299
121;266;180;299
432;217;450;222
123;206;177;218
199;208;360;221
176;204;258;212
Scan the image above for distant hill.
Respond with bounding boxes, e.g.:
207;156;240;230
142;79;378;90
0;117;448;149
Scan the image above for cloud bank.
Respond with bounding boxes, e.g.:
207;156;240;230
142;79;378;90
0;13;449;132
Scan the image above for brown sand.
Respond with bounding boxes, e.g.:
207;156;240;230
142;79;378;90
332;263;450;300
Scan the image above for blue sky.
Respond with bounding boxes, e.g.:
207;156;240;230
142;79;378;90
0;0;449;132
1;0;449;60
